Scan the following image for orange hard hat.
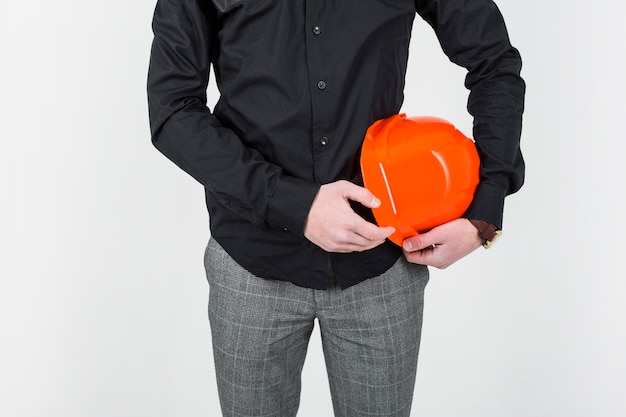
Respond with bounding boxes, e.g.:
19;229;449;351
360;113;480;246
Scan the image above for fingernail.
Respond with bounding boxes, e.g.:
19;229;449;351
404;240;413;251
372;197;381;207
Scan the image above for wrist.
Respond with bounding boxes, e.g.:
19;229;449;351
467;219;502;249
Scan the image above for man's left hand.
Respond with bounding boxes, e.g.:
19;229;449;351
402;218;482;269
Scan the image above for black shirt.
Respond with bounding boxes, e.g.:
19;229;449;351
147;0;525;289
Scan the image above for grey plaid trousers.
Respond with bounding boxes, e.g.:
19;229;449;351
205;238;429;417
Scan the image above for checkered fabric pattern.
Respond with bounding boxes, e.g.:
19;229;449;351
205;238;429;417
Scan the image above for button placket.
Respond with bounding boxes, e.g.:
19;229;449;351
305;3;334;180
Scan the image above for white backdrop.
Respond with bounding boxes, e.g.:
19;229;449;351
1;1;625;416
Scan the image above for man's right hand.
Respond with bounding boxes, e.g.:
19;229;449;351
303;180;395;253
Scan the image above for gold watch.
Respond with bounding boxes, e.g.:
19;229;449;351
468;219;502;249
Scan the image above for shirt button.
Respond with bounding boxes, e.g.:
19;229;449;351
312;26;321;35
320;136;329;146
317;80;326;90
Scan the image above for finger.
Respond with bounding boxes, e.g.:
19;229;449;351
343;238;387;252
404;248;427;263
340;182;382;209
323;233;386;253
341;232;390;252
402;232;437;252
329;221;393;252
403;248;439;267
352;218;395;242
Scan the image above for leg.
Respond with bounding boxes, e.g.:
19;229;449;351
204;238;316;417
317;258;429;417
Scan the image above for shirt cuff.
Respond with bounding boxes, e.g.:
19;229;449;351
463;181;508;230
266;176;321;235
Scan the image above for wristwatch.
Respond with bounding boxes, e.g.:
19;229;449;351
468;219;502;249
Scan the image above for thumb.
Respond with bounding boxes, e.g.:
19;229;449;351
402;232;435;252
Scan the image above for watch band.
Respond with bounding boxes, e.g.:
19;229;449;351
468;219;502;249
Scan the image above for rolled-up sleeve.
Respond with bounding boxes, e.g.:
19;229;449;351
415;0;526;229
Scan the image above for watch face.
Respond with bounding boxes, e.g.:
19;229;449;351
483;230;502;249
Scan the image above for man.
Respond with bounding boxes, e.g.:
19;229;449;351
147;0;524;416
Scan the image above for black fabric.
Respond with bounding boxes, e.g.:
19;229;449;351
147;0;525;289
